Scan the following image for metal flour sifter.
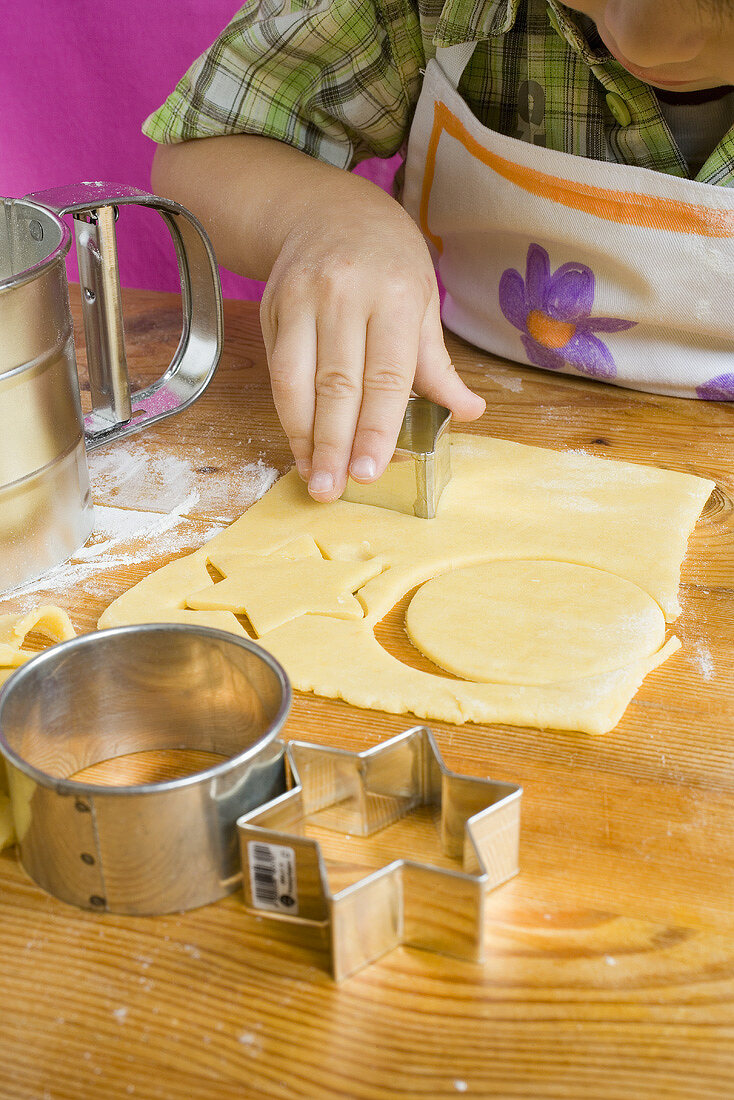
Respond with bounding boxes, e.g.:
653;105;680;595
0;182;223;593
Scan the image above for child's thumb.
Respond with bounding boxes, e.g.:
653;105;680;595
413;291;486;421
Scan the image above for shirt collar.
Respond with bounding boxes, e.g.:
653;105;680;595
433;0;609;56
546;2;612;64
433;0;520;48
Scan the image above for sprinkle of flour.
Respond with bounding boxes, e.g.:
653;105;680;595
483;366;523;393
2;515;229;605
0;439;279;610
72;496;201;561
692;641;715;681
87;438;278;517
677;601;716;683
236;1031;262;1056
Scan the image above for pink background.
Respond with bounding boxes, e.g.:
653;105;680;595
0;0;397;301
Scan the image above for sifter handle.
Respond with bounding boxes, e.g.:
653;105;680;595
27;182;223;448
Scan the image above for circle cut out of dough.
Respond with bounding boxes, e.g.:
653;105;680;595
404;560;666;686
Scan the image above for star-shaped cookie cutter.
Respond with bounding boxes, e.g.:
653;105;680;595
237;726;521;980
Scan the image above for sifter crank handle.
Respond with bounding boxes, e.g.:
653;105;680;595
73;204;132;426
27;182;223;448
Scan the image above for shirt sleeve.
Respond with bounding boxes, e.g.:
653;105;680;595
142;0;425;169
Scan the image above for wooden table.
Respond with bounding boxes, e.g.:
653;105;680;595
1;286;732;1100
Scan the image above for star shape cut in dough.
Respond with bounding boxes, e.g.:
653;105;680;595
237;726;521;980
186;536;384;637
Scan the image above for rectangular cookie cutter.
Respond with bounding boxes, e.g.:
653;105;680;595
341;396;451;519
238;726;521;981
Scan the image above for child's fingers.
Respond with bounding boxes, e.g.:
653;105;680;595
413;291;486;420
348;304;421;482
262;304;318;480
308;310;368;502
414;358;487;421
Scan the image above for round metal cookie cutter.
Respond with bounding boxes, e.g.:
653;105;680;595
0;624;291;914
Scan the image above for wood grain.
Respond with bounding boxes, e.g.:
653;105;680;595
1;286;733;1100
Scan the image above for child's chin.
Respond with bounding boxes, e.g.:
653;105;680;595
644;76;722;92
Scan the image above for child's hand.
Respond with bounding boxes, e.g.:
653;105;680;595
259;187;485;502
152;135;484;501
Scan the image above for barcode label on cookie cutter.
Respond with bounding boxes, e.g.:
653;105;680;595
247;841;299;914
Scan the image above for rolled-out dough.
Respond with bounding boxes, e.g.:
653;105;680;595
99;435;714;735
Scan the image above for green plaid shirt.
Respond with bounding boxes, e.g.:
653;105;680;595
144;0;734;186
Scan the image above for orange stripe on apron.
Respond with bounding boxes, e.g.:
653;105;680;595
420;100;734;254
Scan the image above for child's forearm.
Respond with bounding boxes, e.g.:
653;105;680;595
152;134;484;501
153;134;396;281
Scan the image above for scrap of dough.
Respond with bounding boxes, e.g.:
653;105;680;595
0;605;77;850
0;604;76;670
100;435;714;735
188;551;383;636
405;561;667;685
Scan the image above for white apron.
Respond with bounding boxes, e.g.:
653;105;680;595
401;43;734;400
